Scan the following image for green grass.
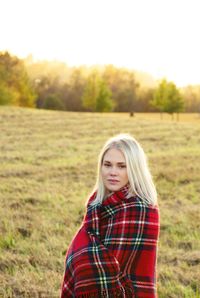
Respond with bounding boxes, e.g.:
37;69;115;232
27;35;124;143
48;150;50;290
0;106;200;297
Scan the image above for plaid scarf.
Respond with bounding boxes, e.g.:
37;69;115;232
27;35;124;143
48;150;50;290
61;186;159;297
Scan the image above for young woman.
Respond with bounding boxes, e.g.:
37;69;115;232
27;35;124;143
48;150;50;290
61;134;160;298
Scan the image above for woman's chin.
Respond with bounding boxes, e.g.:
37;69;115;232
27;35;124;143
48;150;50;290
106;184;121;192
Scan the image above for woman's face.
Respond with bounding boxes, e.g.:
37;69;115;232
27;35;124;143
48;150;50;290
101;148;129;192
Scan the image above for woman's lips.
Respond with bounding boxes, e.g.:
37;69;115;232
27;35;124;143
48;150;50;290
108;179;119;184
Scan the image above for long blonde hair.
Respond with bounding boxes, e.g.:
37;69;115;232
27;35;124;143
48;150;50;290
90;133;157;206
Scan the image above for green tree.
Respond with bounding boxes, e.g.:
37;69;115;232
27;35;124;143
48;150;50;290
102;65;139;112
96;80;113;112
137;87;156;112
82;71;99;111
66;68;86;111
33;75;63;109
151;79;168;116
0;82;13;105
43;94;64;110
0;51;36;107
164;81;184;118
151;79;184;119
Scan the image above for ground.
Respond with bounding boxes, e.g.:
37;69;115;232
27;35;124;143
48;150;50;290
0;107;200;297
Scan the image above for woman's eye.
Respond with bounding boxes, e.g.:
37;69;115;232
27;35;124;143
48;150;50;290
119;165;126;168
104;164;110;167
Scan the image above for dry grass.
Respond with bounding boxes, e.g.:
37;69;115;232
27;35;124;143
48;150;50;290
0;106;200;297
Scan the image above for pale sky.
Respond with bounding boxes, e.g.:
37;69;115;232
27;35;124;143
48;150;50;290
1;0;200;87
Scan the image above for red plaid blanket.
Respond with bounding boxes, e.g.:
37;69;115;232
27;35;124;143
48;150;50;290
61;187;160;297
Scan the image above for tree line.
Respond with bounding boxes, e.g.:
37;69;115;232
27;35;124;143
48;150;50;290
1;51;200;114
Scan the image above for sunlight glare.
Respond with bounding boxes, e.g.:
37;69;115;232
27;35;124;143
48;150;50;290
1;0;200;86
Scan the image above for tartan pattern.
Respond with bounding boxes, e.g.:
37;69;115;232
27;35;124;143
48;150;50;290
61;186;160;297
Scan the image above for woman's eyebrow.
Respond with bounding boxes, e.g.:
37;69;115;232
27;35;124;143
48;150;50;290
103;160;126;164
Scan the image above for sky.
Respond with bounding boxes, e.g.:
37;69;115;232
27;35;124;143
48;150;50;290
1;0;200;87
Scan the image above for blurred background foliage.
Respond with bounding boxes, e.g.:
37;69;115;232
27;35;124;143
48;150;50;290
1;51;200;115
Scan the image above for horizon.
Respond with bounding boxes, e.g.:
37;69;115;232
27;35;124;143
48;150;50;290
1;0;200;88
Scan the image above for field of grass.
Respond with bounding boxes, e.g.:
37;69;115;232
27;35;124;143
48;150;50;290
0;107;200;298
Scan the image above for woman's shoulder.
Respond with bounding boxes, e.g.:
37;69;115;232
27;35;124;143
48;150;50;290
121;196;160;228
122;195;159;215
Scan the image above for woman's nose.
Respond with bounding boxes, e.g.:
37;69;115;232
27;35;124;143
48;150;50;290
110;167;118;176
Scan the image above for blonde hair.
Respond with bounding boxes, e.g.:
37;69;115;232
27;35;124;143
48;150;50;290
90;133;157;206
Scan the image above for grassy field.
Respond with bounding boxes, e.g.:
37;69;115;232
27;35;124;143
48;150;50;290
0;107;200;298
